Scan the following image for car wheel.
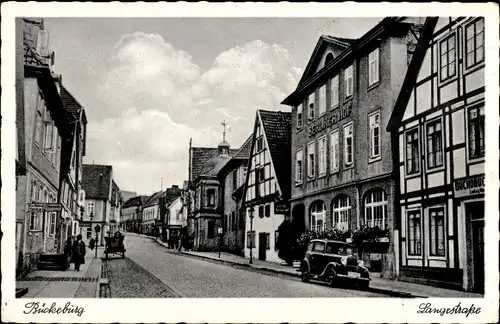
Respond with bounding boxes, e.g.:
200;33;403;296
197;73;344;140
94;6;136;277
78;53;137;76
329;269;337;287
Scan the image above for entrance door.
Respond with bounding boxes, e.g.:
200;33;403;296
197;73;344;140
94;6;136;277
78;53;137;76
258;232;267;261
467;201;484;293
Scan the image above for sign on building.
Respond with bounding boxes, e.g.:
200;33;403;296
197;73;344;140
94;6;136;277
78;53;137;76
274;201;289;214
453;175;485;198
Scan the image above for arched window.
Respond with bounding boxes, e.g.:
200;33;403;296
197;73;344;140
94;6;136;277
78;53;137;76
332;195;351;231
364;189;388;229
325;52;334;65
310;201;326;233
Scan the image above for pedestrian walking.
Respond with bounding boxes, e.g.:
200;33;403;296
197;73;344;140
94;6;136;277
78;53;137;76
71;234;86;271
89;238;95;251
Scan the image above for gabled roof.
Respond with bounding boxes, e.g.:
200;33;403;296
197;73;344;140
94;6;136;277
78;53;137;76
258;110;292;200
82;164;113;200
387;17;439;132
144;190;165;208
199;155;232;178
190;147;239;181
298;35;356;86
122;195;149;208
232;135;253;160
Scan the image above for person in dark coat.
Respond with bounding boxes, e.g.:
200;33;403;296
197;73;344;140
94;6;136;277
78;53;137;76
64;236;73;269
71;234;86;271
89;238;95;251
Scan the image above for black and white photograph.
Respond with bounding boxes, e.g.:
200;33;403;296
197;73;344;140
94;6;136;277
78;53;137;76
2;2;498;323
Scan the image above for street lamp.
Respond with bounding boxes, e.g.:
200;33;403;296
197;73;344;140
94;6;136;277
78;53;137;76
217;226;223;258
248;206;255;265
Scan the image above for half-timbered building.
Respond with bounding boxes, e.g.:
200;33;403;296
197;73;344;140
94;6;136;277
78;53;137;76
387;17;485;293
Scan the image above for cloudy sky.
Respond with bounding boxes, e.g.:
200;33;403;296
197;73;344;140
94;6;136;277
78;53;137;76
43;17;382;195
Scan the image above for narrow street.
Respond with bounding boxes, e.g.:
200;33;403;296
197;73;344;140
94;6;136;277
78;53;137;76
106;234;385;298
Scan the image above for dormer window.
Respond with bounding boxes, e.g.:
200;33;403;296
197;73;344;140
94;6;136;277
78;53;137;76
308;93;315;120
325;52;334;65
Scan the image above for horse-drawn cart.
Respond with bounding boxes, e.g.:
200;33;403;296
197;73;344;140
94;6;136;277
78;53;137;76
104;232;126;259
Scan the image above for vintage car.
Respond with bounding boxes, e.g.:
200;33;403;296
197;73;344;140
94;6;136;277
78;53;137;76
299;239;370;288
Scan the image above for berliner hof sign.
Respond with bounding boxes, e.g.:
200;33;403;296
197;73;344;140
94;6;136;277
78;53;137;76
453;174;485;198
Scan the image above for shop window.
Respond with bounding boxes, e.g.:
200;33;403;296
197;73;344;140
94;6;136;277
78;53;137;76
332;195;351;231
407;210;422;255
310;201;326;233
468;104;485;159
429;207;446;256
426;118;444;169
465;18;485;68
364;189;387;229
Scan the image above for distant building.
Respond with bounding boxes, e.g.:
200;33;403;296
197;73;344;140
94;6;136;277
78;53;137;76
121;195;148;233
242;110;292;263
120;190;137;206
217;135;252;256
162;185;183;240
387;17;485;293
109;180;122;234
81;164;116;245
16;18;68;276
141;191;164;236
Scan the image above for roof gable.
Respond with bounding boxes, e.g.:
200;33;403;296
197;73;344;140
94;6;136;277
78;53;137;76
297;35;355;88
191;146;239;181
144;191;165;207
60;85;83;120
258;110;292;200
82;164;113;200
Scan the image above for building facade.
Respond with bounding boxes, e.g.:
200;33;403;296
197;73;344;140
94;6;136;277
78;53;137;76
282;18;426;278
243;110;292;263
141;191;164;236
217;136;252;256
387;17;485;293
16;18;68;276
109;180;122;234
81;164;115;245
121;195;147;233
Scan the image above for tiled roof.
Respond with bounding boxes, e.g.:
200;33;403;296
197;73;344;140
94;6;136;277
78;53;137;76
233;135;253;160
122;195;149;208
199;156;232;178
144;191;165;208
120;191;138;204
191;147;239;181
82;165;113;200
259;110;292;200
23;20;49;68
60;85;83;119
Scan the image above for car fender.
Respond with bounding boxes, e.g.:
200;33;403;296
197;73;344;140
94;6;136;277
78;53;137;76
319;262;341;277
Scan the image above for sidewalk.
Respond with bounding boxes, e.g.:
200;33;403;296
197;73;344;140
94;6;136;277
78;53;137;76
154;240;481;298
16;247;104;298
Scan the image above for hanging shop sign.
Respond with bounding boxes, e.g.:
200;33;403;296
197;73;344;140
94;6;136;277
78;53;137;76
454;174;485;198
308;104;352;137
274;201;290;214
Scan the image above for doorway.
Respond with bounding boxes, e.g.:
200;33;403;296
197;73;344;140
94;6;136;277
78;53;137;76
258;232;267;261
466;201;484;293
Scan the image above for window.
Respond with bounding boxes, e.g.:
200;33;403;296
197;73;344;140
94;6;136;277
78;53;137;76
255;167;265;197
35;111;43;145
331;76;339;108
43;121;55;151
439;34;456;82
29;209;43;231
330;130;339;173
465;18;485;68
232;170;238;189
258;205;264;218
406;128;420;175
31;182;37;201
310;201;326;233
364;189;388;229
265;233;270;250
369;112;381;159
426;119;443;169
308;93;315;120
325;52;334;65
343;123;354;166
207;189;216;207
344;65;353;98
49;212;56;235
265;204;271;217
86;227;92;239
429;207;445;256
207;221;215;239
295;149;303;184
318;85;326;115
307;142;315;178
274;230;279;251
332;195;351;231
247;231;256;248
468;105;485;159
407;210;422;255
368;48;380;86
318;136;327;176
297;104;303;129
312;241;325;253
256;137;264;152
87;202;95;217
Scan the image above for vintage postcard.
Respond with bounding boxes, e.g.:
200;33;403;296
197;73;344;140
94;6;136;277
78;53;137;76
1;2;499;323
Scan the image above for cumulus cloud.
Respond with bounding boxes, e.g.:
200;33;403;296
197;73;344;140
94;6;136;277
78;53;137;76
88;32;302;194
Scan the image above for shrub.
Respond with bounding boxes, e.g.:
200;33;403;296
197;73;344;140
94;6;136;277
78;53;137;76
351;226;389;245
